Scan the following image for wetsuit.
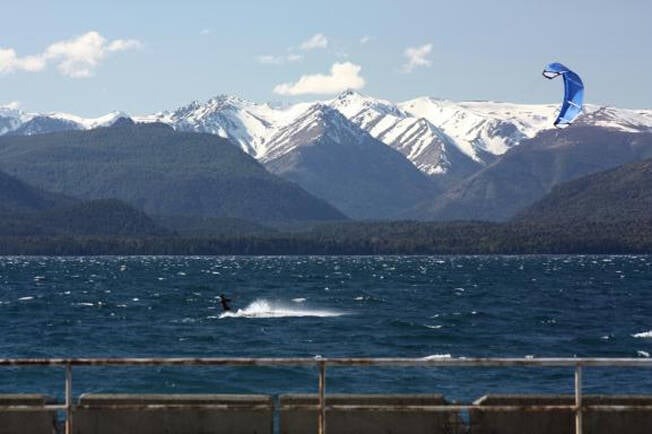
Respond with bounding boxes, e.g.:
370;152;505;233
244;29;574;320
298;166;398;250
220;295;232;312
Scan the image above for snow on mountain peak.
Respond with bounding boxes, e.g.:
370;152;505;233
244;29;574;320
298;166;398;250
0;102;23;117
2;93;651;179
261;103;371;163
326;92;460;175
306;103;369;143
48;110;131;129
398;97;558;159
330;89;404;119
576;105;652;132
0;103;28;135
203;94;254;111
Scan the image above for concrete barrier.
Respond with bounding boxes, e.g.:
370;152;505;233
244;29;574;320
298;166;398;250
470;394;652;434
72;394;273;434
0;394;56;434
279;394;464;434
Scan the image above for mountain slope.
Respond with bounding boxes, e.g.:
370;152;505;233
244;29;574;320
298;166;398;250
0;104;27;135
8;116;83;136
0;169;169;236
0;198;169;237
328;90;482;182
2;109;129;136
40;198;170;236
515;158;652;224
407;127;652;221
4;95;651;183
399;98;556;161
0;169;77;213
262;104;439;219
0;122;346;222
144;95;312;158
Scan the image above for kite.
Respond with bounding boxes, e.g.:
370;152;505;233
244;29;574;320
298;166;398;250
542;62;584;127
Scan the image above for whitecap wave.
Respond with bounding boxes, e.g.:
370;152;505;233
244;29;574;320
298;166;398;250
219;299;344;319
421;354;452;360
633;331;652;338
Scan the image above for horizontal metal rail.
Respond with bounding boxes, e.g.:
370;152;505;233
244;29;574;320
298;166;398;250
3;403;652;412
1;356;651;367
1;357;651;434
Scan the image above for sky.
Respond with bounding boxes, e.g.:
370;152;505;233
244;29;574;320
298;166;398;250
1;0;651;116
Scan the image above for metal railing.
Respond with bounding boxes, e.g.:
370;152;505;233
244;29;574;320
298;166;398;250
1;357;652;434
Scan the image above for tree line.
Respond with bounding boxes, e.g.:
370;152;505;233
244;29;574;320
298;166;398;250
0;219;650;255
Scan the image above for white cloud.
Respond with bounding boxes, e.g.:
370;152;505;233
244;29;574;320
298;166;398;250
0;49;18;73
17;55;48;72
45;31;142;78
257;53;303;65
0;48;46;73
273;62;365;95
360;35;373;45
107;39;143;52
257;34;324;67
300;33;328;50
258;55;284;65
287;53;303;63
402;43;432;73
0;31;142;78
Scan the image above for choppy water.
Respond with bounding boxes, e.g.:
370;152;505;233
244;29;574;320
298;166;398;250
0;255;651;402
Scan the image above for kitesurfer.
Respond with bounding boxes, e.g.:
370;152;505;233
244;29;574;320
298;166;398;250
219;294;232;312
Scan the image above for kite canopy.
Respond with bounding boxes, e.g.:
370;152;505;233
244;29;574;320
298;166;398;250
542;62;584;128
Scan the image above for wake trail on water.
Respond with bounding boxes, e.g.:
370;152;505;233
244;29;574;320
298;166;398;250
219;299;345;319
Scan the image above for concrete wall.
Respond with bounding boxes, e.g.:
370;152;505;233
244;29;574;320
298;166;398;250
0;394;56;434
72;394;273;434
279;394;464;434
470;394;652;434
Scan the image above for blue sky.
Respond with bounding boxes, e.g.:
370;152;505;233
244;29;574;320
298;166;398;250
1;0;650;116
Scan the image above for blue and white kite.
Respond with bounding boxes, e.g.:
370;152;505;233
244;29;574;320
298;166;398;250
542;62;584;128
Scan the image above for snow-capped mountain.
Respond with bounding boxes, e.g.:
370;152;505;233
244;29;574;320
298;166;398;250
139;95;312;158
574;106;652;132
400;98;652;161
406;126;652;222
0;106;129;136
2;92;651;181
262;103;369;162
0;103;31;135
47;111;131;130
262;103;439;219
399;98;557;161
329;90;459;175
143;91;652;180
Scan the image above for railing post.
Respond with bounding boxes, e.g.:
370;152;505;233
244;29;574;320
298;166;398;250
575;364;582;434
65;363;72;434
318;361;326;434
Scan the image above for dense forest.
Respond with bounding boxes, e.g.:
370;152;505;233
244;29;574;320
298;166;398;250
1;219;650;255
0;126;650;255
0;122;344;221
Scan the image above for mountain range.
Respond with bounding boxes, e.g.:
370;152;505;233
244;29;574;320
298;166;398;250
4;91;650;176
0;121;345;222
409;127;652;221
515;157;652;224
1;91;651;221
